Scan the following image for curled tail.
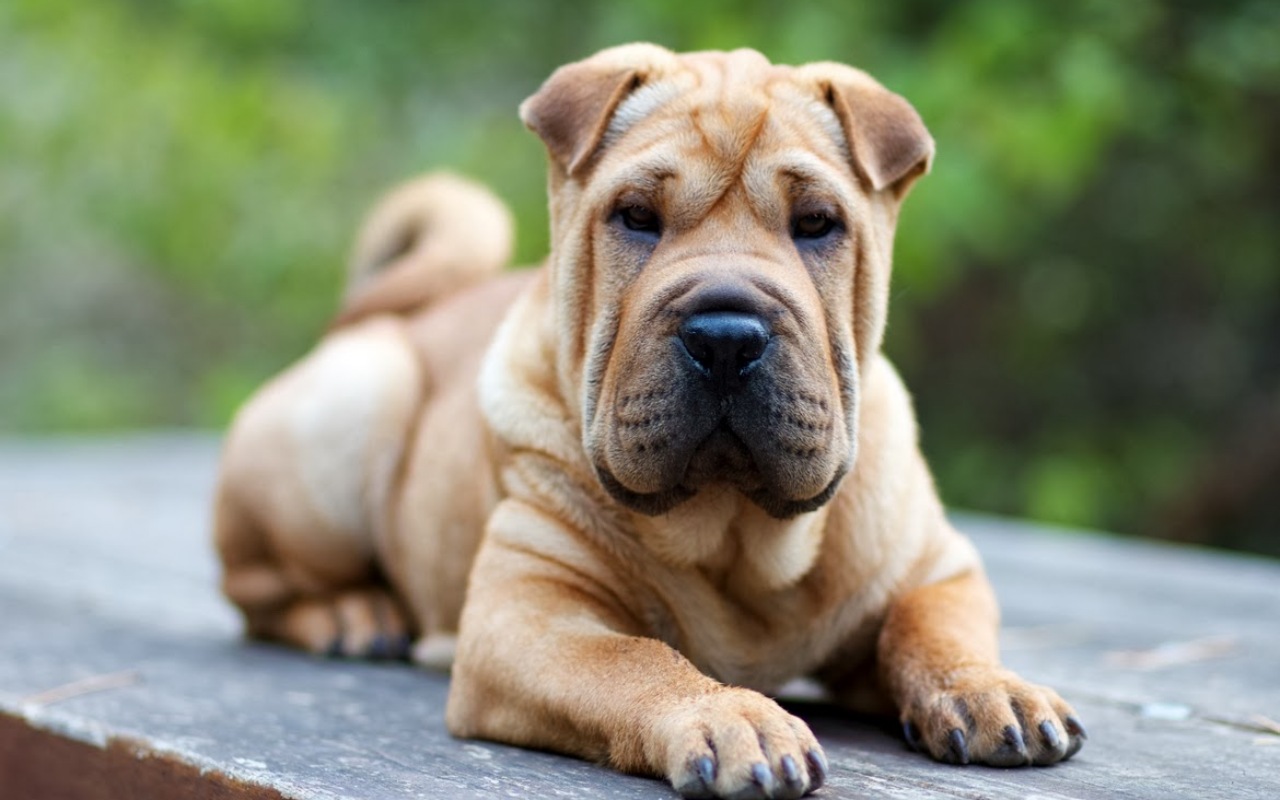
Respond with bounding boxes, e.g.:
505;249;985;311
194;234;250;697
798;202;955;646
332;172;514;328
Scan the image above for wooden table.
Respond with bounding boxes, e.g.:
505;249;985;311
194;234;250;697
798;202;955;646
2;434;1277;799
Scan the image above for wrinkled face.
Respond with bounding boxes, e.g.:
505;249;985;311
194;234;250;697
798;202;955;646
529;49;926;519
559;67;876;518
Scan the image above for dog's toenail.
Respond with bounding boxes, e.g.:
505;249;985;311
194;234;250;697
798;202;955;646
805;747;828;789
903;719;922;750
1040;720;1062;750
948;728;970;765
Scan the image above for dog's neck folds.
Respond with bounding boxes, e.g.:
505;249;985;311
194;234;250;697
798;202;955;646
631;486;829;591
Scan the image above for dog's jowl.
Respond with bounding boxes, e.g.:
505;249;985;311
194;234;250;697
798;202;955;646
214;44;1085;799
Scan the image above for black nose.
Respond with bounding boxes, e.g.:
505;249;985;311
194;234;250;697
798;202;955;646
678;311;771;385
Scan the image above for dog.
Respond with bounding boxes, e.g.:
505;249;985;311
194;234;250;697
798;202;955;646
214;44;1085;799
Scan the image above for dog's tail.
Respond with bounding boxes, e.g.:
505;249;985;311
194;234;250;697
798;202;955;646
332;172;514;328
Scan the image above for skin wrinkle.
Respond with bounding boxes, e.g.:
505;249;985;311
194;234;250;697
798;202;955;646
660;260;812;340
593;302;631;448
772;155;859;206
694;572;774;640
853;214;887;372
581;298;619;440
498;540;644;637
609;169;677;217
574;224;596;389
551;234;589;411
851;232;868;365
604;80;682;149
828;334;858;476
686;109;771;226
606;159;680;204
690;106;716;163
775;103;854;177
584;217;662;431
503;459;644;575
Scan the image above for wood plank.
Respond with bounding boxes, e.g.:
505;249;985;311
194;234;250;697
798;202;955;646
1;434;1277;799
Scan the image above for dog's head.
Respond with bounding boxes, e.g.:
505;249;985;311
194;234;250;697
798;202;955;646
522;44;932;519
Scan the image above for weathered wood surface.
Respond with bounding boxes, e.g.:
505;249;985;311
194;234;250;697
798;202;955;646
1;433;1277;799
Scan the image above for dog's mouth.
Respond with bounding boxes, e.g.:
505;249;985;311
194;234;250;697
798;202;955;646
681;424;763;491
595;421;846;519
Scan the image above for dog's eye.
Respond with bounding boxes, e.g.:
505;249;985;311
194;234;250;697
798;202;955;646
792;212;837;240
618;205;661;234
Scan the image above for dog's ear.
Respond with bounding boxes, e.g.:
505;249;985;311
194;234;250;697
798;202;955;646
520;43;676;176
797;63;934;199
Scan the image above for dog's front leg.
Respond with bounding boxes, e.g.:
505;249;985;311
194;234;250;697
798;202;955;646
446;500;826;799
877;569;1086;766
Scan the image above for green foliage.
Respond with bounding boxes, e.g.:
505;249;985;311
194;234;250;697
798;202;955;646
2;0;1277;554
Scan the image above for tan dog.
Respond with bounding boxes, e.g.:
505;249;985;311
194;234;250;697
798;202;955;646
215;44;1085;799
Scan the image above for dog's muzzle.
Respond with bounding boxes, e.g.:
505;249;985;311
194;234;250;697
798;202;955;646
595;285;848;519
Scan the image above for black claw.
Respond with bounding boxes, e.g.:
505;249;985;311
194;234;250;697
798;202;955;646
675;755;716;799
367;633;411;660
751;762;774;791
390;634;413;659
988;724;1029;767
1040;720;1062;751
805;747;828;790
902;719;923;751
947;728;970;765
1005;725;1027;750
367;634;391;659
780;754;803;790
1065;715;1088;741
1065;737;1084;760
696;755;716;784
1032;719;1070;765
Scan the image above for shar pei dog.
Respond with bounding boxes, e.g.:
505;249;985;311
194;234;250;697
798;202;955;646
215;43;1085;799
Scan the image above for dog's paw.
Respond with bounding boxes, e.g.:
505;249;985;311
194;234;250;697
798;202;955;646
277;588;412;660
658;687;826;799
900;667;1086;767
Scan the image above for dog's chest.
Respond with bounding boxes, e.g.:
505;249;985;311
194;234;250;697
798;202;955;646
638;558;885;694
624;492;899;692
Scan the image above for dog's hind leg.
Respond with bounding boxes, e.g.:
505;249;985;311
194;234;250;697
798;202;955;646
214;318;423;658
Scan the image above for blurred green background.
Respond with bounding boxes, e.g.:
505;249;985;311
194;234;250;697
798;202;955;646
2;0;1278;556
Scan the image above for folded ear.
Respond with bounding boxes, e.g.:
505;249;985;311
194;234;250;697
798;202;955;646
519;43;677;176
796;62;935;198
